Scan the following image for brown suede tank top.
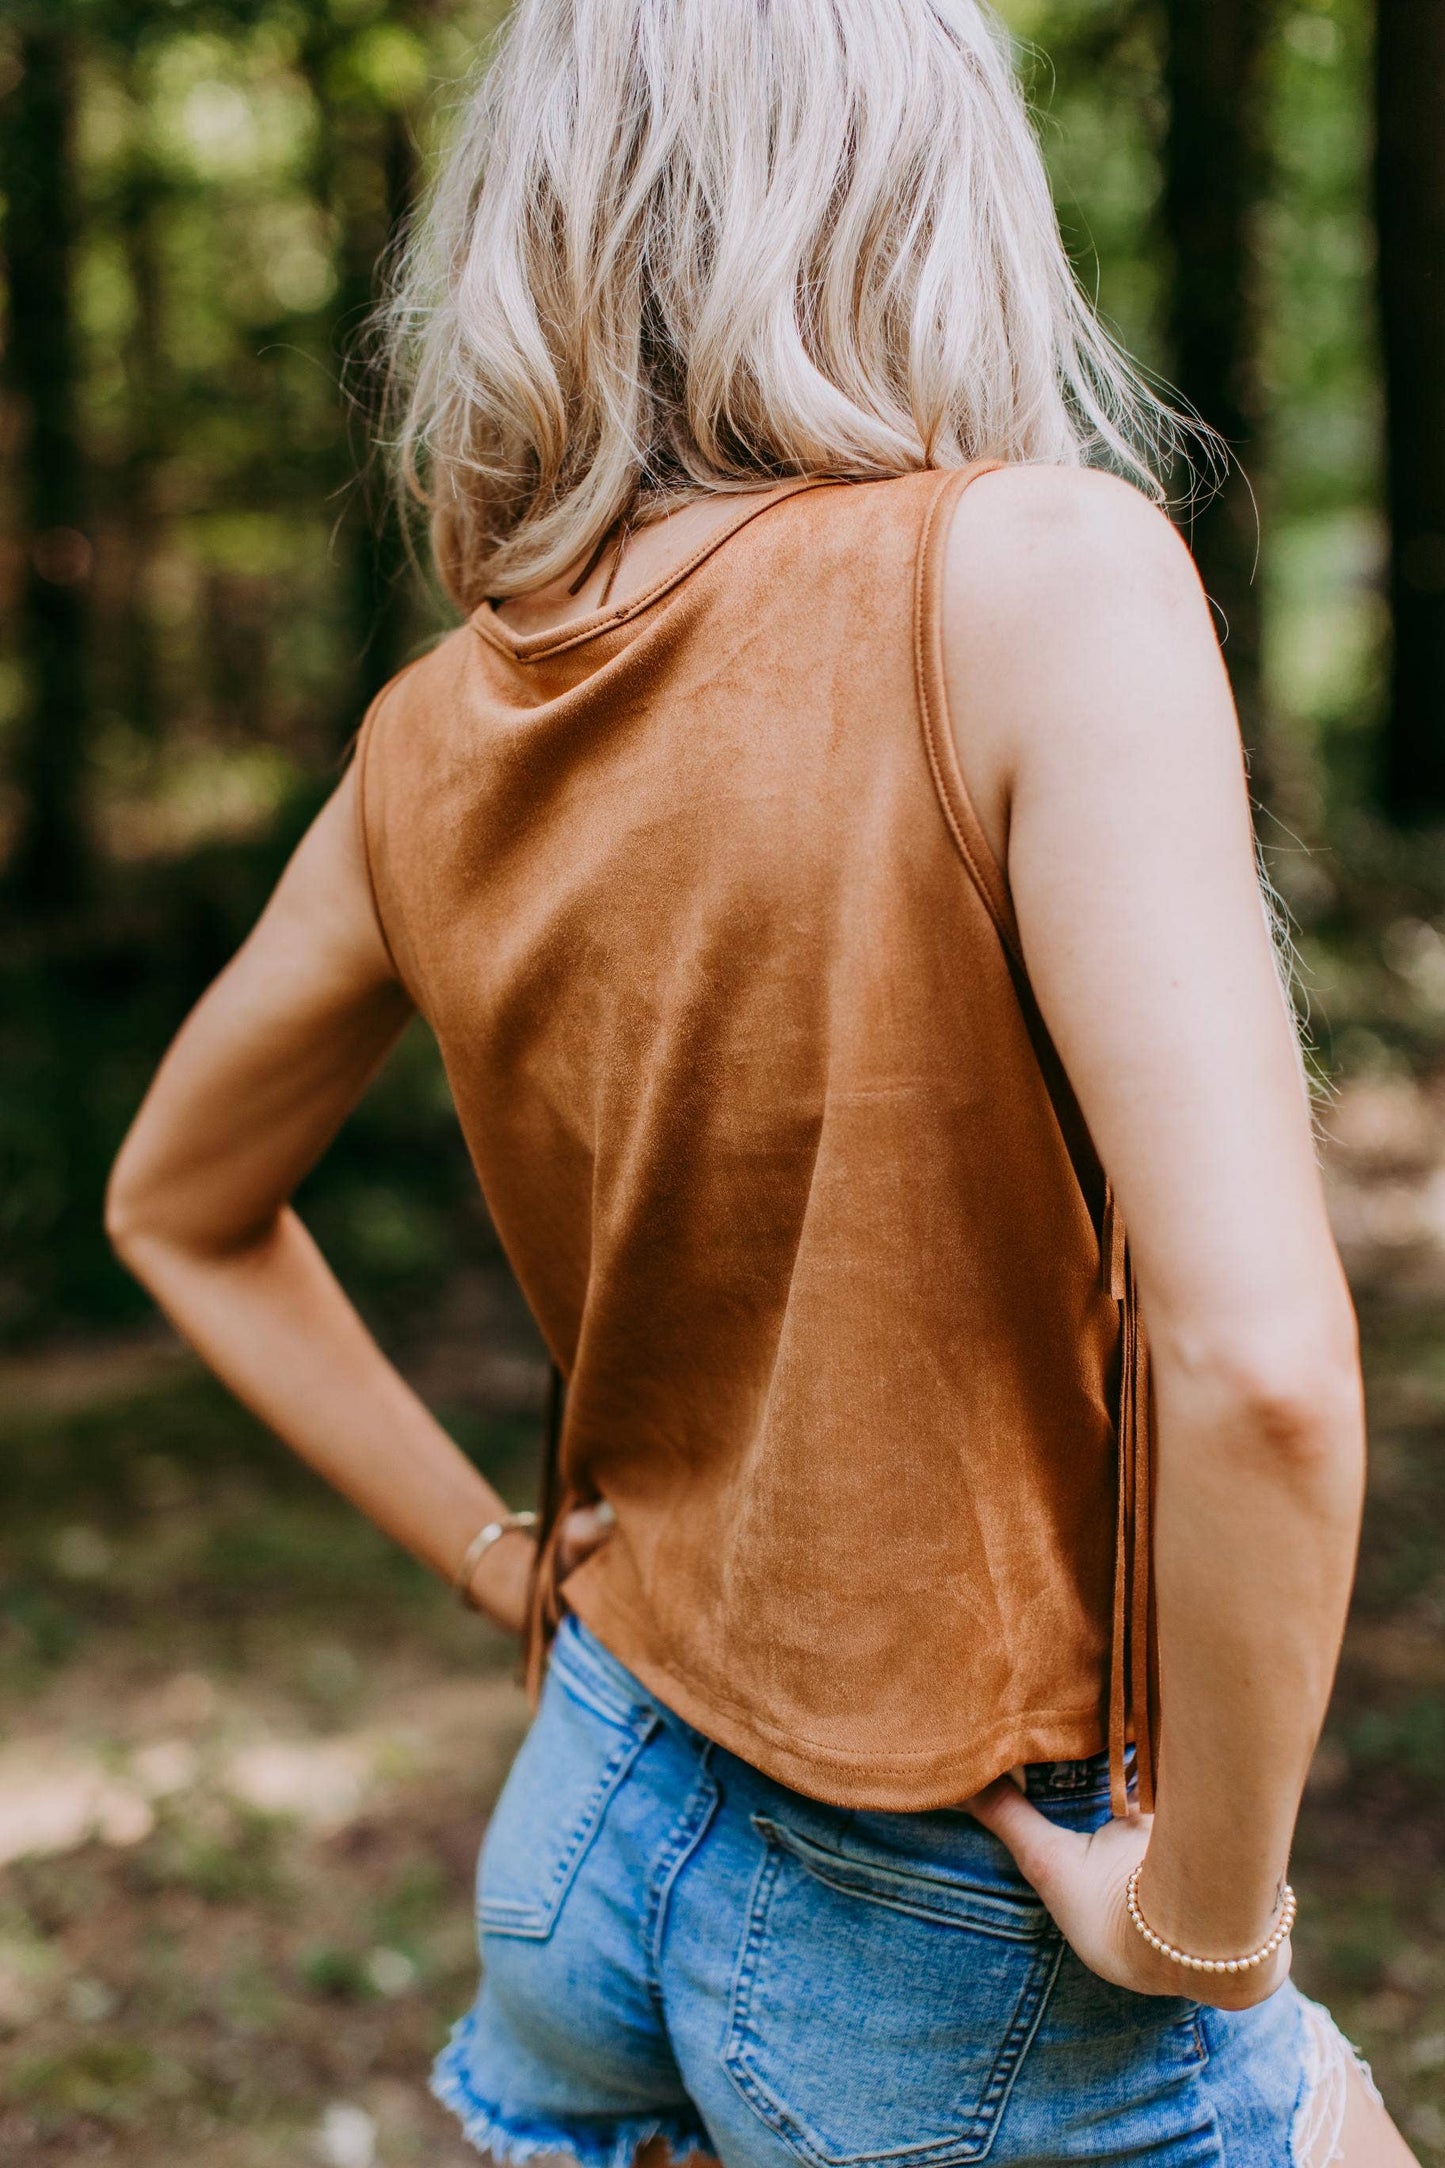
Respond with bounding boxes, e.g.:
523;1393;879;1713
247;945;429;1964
356;466;1155;1815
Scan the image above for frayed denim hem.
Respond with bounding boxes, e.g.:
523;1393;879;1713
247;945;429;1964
430;2008;713;2168
1290;1993;1384;2168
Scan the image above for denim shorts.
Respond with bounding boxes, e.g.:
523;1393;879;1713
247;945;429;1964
432;1613;1367;2168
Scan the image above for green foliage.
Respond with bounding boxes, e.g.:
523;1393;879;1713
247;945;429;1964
0;818;496;1345
1347;1696;1445;1786
9;2035;159;2124
294;1939;377;1999
133;1799;294;1906
0;3;520;1339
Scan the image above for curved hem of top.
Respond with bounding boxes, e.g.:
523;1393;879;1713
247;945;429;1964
562;1584;1113;1813
430;2009;713;2168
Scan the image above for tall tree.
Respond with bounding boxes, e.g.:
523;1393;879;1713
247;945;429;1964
332;100;418;731
1159;0;1273;785
115;44;169;750
298;10;421;745
0;25;91;914
1375;0;1445;822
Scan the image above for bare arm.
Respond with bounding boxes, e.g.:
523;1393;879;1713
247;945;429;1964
943;466;1365;2004
105;766;583;1630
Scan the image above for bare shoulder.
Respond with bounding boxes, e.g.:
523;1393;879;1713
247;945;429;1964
946;463;1206;633
935;465;1241;866
940;464;1233;783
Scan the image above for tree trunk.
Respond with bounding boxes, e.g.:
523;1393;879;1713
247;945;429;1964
1159;0;1273;788
335;104;417;731
117;50;168;749
1;28;91;914
299;24;419;748
1375;0;1445;822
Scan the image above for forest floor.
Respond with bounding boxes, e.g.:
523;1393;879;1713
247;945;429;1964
1;1070;1444;2168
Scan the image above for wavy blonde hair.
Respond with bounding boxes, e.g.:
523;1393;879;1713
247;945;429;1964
383;0;1187;608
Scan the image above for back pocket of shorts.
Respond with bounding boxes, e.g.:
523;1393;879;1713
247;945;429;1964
724;1815;1062;2167
477;1656;656;1941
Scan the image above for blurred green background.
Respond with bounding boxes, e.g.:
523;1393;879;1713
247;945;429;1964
1;2;1443;2163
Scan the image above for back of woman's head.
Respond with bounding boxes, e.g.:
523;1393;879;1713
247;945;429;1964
386;0;1181;607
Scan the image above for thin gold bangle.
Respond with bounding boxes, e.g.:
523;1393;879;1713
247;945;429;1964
1125;1863;1296;1976
453;1511;539;1610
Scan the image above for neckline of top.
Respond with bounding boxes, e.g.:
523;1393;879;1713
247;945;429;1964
469;475;842;662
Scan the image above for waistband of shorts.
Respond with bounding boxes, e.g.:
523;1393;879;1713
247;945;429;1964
1021;1749;1126;1805
550;1608;664;1729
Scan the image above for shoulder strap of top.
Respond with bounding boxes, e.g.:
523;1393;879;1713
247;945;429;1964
914;463;1020;964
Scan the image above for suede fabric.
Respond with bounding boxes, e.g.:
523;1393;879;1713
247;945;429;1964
356;467;1139;1811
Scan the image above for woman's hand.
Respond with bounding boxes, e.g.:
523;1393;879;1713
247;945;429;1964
965;1777;1291;2013
467;1500;617;1634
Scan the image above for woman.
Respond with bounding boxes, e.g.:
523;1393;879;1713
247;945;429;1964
106;2;1416;2162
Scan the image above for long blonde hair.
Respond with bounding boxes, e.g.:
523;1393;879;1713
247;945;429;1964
383;0;1187;608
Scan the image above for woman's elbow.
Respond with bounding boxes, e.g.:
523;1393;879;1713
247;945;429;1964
1241;1356;1364;1493
1161;1302;1366;1492
106;1144;281;1276
104;1127;183;1271
104;1153;158;1270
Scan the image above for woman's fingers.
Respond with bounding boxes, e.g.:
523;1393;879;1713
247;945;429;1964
556;1499;616;1575
962;1776;1078;1901
966;1777;1281;2015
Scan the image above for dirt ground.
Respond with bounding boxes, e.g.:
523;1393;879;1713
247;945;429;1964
1;1072;1444;2167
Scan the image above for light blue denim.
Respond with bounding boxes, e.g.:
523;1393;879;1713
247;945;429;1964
433;1613;1325;2168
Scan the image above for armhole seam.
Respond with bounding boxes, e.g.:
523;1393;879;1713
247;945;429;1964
914;463;1113;1278
350;653;432;988
913;462;1024;973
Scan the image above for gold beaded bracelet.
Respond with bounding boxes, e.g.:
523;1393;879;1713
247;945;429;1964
1125;1863;1296;1976
453;1511;539;1610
